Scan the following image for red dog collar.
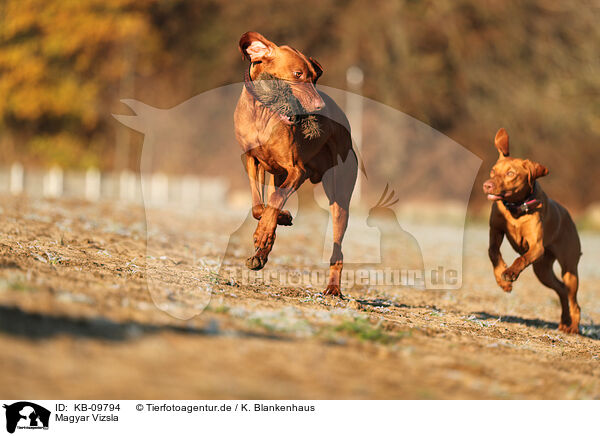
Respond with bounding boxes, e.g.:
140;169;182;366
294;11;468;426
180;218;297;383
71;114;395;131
502;197;541;217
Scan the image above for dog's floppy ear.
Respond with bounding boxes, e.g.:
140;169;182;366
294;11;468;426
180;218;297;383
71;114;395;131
309;57;323;82
524;159;549;186
494;128;510;158
239;32;276;62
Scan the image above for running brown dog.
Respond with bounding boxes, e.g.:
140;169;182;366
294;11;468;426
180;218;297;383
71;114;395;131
234;32;357;296
483;128;582;333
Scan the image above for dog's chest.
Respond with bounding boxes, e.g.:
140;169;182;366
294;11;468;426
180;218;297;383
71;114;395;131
503;212;547;255
238;122;327;174
505;225;529;254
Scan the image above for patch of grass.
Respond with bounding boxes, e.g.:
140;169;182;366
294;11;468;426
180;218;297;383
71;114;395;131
463;314;501;328
212;305;230;314
416;389;437;400
334;317;410;344
247;317;277;332
0;277;36;293
207;272;239;287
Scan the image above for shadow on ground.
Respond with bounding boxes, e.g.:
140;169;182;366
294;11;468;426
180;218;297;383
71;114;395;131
356;297;439;311
473;311;600;340
0;305;289;342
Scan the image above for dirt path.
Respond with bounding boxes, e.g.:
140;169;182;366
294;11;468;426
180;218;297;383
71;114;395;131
0;196;599;399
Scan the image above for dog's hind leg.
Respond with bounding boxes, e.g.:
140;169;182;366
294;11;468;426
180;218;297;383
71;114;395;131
558;243;581;334
532;252;572;332
557;227;582;334
321;149;358;297
561;269;580;334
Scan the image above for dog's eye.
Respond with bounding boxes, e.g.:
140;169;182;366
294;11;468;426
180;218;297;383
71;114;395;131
293;71;303;78
507;171;515;177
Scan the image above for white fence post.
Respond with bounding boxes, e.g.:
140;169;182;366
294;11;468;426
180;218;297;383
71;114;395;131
43;166;63;198
119;170;136;202
9;163;24;195
1;165;227;208
150;172;169;206
85;168;101;201
181;176;200;209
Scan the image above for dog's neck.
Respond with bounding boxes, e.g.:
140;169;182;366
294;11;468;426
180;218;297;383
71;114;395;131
502;182;541;218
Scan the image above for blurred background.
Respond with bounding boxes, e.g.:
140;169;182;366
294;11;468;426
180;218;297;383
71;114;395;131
2;0;600;400
0;0;599;216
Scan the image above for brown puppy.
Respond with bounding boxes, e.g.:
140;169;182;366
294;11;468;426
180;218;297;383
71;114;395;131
234;32;357;296
483;128;582;334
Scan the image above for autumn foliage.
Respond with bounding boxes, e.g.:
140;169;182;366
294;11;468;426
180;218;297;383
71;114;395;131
0;0;598;207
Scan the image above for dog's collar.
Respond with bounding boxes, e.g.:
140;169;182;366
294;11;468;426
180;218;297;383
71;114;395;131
502;194;541;218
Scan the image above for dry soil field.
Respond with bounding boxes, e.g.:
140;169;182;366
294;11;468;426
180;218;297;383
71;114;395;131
0;195;599;399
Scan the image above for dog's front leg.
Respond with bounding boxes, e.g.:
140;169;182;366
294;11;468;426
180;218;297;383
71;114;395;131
501;234;545;283
244;155;267;220
489;228;512;292
246;167;307;270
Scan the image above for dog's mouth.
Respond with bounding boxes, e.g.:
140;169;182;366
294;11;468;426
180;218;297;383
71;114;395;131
248;72;323;138
487;190;513;201
252;72;307;117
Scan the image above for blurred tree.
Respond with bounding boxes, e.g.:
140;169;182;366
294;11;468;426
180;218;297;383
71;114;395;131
0;0;164;168
0;0;598;207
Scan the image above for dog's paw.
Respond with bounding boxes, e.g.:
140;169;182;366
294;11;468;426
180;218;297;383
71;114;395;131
323;284;343;297
494;270;513;292
277;210;293;226
501;267;520;282
558;323;580;334
246;253;267;271
497;280;513;293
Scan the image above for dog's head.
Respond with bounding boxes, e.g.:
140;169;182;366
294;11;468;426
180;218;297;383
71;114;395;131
483;128;549;202
239;31;325;113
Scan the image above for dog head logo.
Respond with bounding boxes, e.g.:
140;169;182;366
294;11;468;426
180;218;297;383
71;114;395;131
3;402;50;434
113;79;481;318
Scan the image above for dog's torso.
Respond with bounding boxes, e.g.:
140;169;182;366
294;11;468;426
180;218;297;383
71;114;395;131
490;183;580;258
234;88;351;183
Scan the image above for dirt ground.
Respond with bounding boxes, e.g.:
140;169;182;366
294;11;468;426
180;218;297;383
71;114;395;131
0;195;599;399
